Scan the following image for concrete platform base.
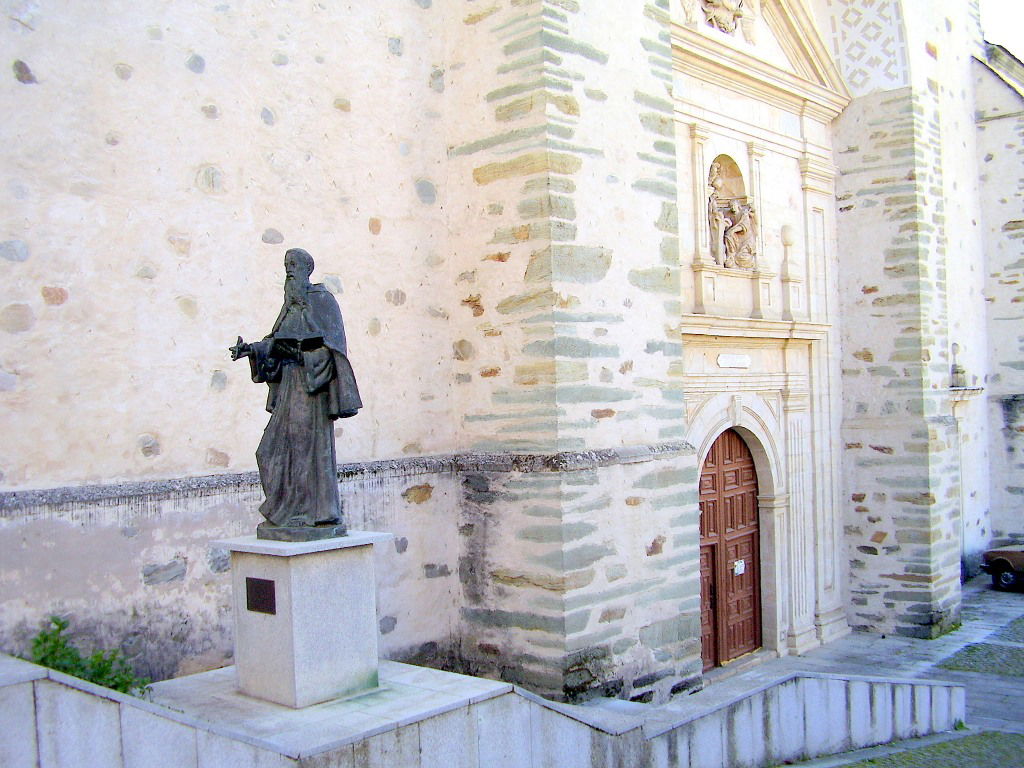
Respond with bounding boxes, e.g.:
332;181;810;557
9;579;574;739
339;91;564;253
214;531;392;708
147;659;512;760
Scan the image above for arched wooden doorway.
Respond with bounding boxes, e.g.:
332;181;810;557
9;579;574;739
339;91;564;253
699;429;762;671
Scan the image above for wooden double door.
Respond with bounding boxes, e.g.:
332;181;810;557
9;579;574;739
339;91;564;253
699;429;762;671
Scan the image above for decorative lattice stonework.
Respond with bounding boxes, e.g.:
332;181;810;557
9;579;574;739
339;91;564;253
819;0;909;96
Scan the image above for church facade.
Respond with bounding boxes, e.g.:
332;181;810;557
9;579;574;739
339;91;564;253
0;0;1020;703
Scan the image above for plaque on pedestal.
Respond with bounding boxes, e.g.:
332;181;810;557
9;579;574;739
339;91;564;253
214;531;393;709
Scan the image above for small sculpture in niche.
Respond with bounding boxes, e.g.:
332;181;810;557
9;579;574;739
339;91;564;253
723;200;758;269
701;0;744;34
229;248;362;541
708;162;727;265
707;158;758;270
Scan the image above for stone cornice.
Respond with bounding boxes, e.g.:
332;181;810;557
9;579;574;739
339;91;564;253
0;443;695;514
980;43;1024;99
761;0;849;99
680;314;830;340
800;154;838;195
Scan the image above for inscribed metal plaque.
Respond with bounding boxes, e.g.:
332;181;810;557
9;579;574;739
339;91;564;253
246;577;277;614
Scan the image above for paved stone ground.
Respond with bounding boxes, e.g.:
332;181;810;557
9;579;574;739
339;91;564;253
778;576;1024;766
937;641;1024;676
994;615;1024;644
785;731;1024;767
768;576;1024;734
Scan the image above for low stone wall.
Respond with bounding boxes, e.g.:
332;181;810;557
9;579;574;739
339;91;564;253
0;458;464;681
0;442;700;702
640;673;965;768
1;652;965;768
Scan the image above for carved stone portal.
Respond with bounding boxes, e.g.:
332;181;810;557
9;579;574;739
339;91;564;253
701;0;744;34
708;161;758;269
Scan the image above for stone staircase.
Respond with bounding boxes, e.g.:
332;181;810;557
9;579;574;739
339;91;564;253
1;652;964;768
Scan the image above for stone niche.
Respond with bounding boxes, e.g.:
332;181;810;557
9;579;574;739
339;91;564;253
693;154;774;318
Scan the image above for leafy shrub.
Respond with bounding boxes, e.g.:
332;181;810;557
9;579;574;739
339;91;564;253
29;616;150;696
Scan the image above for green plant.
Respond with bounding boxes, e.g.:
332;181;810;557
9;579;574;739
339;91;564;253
28;616;150;696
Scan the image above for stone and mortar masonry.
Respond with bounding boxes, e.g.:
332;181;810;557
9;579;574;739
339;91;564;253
901;0;991;580
0;459;464;682
835;84;962;639
0;443;700;704
442;0;701;702
4;0;1007;718
457;445;701;703
0;2;456;484
829;0;993;639
1;0;701;705
976;44;1024;549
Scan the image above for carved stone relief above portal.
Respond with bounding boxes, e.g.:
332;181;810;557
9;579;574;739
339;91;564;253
701;0;744;35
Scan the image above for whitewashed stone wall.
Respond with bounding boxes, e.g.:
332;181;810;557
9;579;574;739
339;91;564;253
976;46;1024;549
0;0;462;680
0;2;455;487
818;0;991;636
1;0;707;702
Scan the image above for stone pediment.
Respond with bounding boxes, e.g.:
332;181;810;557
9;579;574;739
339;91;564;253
673;0;850;119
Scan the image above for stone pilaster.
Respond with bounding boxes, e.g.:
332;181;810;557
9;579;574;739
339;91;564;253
448;0;700;702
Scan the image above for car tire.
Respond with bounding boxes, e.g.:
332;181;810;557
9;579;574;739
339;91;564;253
993;567;1017;591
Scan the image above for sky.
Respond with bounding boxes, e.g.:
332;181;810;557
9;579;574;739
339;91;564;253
980;0;1024;58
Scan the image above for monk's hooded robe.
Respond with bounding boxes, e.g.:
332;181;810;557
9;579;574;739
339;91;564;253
247;283;361;527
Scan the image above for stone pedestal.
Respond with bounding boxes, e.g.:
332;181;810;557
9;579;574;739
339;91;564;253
214;531;392;708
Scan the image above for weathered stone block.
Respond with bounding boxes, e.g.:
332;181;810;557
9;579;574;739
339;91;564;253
475;694;532;768
530;706;593;768
419;705;478;768
36;680;123;768
0;682;38;768
121;704;198;768
195;730;292;768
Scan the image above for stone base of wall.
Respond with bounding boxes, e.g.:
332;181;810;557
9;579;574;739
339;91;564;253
0;443;701;704
454;443;702;703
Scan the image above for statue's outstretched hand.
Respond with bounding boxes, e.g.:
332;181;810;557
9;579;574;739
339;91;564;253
229;336;252;361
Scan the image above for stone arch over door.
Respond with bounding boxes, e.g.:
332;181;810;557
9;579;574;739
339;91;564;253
688;394;787;663
699;428;762;670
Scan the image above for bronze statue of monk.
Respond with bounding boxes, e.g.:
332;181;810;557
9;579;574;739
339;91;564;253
230;248;361;541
